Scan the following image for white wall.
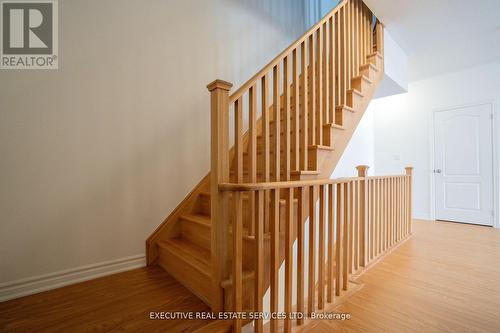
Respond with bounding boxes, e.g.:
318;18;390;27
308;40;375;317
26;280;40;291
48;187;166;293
332;107;376;177
372;60;500;224
374;29;408;99
0;0;309;298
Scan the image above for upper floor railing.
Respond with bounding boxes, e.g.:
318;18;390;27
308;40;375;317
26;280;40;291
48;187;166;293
221;166;413;332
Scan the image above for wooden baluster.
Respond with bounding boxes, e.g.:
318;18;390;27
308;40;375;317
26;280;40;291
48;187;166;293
383;178;387;251
300;42;308;170
316;27;323;145
232;191;243;333
322;22;328;126
273;65;281;182
353;180;359;271
235;97;243;183
329;17;335;125
348;181;354;273
393;177;396;245
308;34;316;146
361;1;365;63
365;4;369;59
356;165;368;267
296;186;305;325
401;176;405;238
337;10;341;108
341;5;347;105
283;56;291;181
376;179;379;255
318;184;326;309
327;183;335;302
207;79;232;312
356;0;361;76
388;178;391;247
397;177;401;241
249;86;257;236
406;167;413;235
254;190;264;333
369;179;374;261
293;49;300;172
342;182;349;290
389;177;393;247
285;188;293;333
336;183;343;296
346;0;351;92
308;185;317;315
262;75;270;232
386;178;390;249
270;188;280;333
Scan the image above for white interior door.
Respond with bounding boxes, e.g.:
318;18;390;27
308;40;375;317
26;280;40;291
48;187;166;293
434;103;494;226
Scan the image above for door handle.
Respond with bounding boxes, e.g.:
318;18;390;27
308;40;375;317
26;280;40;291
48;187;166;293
434;169;442;174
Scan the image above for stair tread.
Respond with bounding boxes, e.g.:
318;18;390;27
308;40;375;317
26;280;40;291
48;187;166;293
180;213;211;226
368;51;383;59
336;104;356;112
360;63;379;71
353;75;373;84
347;88;364;96
158;238;211;275
309;144;335;151
324;123;345;130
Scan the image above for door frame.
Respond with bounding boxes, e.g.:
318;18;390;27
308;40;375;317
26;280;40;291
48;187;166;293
429;99;499;228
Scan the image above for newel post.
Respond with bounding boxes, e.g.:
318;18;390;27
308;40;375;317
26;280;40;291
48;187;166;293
207;79;233;313
405;166;413;234
356;165;369;267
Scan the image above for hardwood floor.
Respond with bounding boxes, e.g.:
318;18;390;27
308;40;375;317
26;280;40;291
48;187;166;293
1;220;499;333
304;220;500;333
0;266;213;333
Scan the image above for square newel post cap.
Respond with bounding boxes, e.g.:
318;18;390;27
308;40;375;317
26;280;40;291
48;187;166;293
207;79;233;92
405;166;414;175
356;165;370;177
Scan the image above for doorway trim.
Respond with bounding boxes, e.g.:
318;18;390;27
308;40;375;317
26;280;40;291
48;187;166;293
429;99;499;228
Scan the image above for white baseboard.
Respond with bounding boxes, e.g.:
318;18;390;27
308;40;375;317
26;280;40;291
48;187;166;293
413;211;432;221
0;254;146;302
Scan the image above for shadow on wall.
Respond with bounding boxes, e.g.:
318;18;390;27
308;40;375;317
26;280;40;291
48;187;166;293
233;0;342;38
304;0;341;28
232;0;307;39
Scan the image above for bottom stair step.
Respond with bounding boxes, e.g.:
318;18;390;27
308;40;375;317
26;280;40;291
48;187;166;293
157;238;212;306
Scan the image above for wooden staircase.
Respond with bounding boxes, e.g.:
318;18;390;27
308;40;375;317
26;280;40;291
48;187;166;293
146;0;413;332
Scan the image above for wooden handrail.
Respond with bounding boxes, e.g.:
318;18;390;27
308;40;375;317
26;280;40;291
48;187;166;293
219;174;408;191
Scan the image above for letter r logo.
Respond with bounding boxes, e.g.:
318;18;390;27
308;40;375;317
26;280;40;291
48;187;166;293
2;1;53;54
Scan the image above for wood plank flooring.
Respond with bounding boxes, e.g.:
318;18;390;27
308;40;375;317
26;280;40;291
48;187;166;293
0;266;213;332
303;220;500;333
1;220;499;332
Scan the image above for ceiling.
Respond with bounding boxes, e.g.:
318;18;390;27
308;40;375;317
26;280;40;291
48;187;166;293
364;0;500;81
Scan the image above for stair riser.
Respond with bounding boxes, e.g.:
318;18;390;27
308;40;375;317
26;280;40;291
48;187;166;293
368;54;383;68
194;194;210;216
181;219;211;250
158;246;212;306
347;91;363;109
323;125;346;147
352;77;372;94
360;65;378;81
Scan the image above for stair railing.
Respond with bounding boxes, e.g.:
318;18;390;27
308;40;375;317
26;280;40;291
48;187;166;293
207;0;383;314
220;166;413;332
